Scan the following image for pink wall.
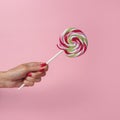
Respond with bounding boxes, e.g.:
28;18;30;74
0;0;120;120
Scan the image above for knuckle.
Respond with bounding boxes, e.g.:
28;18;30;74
28;62;38;66
36;78;41;82
20;64;28;70
30;79;35;82
24;81;34;86
46;65;49;70
44;66;48;71
30;82;34;86
41;72;46;76
35;75;40;78
24;81;28;85
32;73;41;79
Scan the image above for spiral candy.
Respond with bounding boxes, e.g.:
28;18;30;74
57;28;88;57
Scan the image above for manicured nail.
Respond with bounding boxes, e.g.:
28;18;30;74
27;73;32;77
41;63;47;67
39;69;45;72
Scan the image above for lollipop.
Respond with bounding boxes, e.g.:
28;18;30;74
18;27;88;90
57;28;88;57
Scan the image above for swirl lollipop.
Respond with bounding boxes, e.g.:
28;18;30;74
57;27;88;57
18;27;88;90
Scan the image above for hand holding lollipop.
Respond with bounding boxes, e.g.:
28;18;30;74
18;27;88;90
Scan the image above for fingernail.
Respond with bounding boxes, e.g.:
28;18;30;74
27;73;32;77
41;63;47;67
39;69;45;72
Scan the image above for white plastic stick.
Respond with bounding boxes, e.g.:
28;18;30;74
46;50;63;64
18;50;63;90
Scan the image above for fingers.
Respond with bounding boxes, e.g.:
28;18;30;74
29;72;46;79
23;78;35;87
23;77;41;87
22;62;48;73
23;70;47;87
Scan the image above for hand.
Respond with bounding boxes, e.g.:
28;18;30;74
0;62;48;88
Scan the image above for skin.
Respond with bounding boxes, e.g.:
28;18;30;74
0;62;48;88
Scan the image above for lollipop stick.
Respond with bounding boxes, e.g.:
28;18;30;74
46;50;63;64
18;83;25;90
18;50;63;90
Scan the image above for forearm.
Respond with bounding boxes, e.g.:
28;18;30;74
0;71;8;88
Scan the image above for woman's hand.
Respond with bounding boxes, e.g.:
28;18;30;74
0;62;48;88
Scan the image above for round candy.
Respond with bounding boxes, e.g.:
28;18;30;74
57;28;88;57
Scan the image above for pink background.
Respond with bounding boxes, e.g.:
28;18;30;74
0;0;120;120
